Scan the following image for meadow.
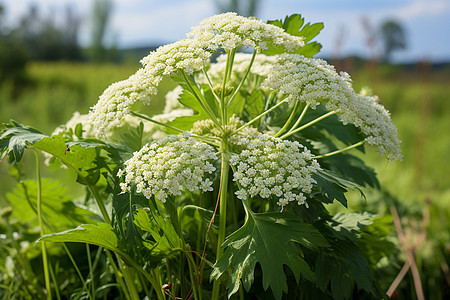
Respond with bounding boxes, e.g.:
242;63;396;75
1;59;449;299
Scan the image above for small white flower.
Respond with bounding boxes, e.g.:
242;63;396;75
118;134;218;201
229;131;320;209
264;54;402;161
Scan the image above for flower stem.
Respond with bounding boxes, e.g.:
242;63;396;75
221;48;237;124
313;140;366;159
273;99;300;137
32;148;52;300
234;99;288;133
211;146;230;300
180;70;222;129
88;184;111;224
287;103;310;134
227;50;257;108
130;111;184;133
280;110;338;139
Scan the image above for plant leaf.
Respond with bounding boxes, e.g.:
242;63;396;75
0;121;47;163
7;179;101;231
212;210;328;299
38;222;120;253
264;14;323;57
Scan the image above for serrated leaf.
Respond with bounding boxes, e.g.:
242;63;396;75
134;208;183;255
38;222;120;253
166;84;211;131
212;210;328;299
313;169;360;207
264;14;323;57
0;121;47;163
34;136;104;185
7;179;101;231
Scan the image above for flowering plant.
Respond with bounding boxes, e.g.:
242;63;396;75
1;13;401;299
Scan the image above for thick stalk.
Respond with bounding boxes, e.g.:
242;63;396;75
280;110;338;139
32;149;52;300
211;146;230;300
313;140;366;159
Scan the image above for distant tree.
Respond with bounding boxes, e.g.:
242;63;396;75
14;4;82;61
89;0;114;61
379;20;406;62
0;4;28;84
214;0;260;17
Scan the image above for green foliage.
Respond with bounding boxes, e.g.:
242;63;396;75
212;209;328;299
7;179;101;230
264;14;324;57
39;222;119;252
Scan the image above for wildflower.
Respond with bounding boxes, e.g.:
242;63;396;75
89;38;212;135
229;131;320;209
187;12;304;52
118;133;218;202
264;54;402;161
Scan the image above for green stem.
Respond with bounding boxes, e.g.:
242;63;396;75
280;110;338;139
211;148;230;300
88;184;111;224
130;111;184;133
119;260;140;300
32;149;52;300
227;50;257;108
313;140;366;159
86;243;95;298
287;103;310;134
180;70;222;129
105;251;131;300
202;68;222;104
234;99;288;133
273;99;300;137
62;243;92;299
221;49;237;124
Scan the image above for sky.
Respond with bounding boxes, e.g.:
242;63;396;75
1;0;450;63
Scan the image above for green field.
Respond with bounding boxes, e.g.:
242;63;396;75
1;60;449;298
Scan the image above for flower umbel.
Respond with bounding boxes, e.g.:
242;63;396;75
229;131;320;209
118;133;218;202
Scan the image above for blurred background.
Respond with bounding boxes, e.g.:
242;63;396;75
0;0;449;298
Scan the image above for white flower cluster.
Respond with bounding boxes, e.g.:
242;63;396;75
187;12;304;52
89;38;212;134
229;131;320;209
117;134;218;202
264;54;402;161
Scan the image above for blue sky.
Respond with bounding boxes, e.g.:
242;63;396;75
2;0;450;62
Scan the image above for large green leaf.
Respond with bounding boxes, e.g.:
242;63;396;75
0;121;47;163
7;179;101;231
38;222;120;253
212;210;328;299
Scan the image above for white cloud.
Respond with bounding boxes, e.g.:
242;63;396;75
389;0;450;20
